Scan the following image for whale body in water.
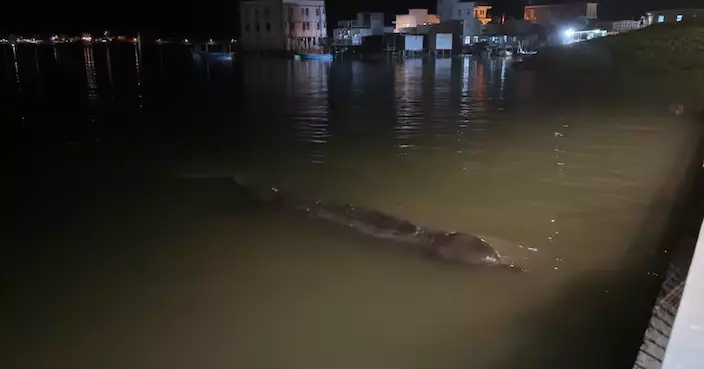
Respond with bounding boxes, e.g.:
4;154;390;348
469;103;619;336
183;175;522;271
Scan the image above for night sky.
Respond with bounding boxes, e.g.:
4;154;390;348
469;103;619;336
1;0;702;37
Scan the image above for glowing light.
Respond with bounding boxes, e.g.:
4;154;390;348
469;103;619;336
564;28;575;38
184;38;189;43
81;36;92;42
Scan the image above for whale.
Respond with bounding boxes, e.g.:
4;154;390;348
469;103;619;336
182;175;523;271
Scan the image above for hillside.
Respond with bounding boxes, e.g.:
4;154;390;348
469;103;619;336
519;22;704;76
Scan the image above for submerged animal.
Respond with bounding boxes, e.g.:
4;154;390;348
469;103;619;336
182;175;522;271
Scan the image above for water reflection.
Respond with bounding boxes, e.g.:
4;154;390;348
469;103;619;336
11;44;21;97
105;46;114;99
11;44;24;122
288;61;330;164
134;45;143;114
394;59;424;157
83;47;98;103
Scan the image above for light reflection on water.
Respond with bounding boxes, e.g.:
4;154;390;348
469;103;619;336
7;48;701;369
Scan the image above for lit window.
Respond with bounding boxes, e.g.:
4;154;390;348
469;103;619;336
677;15;683;22
658;15;664;23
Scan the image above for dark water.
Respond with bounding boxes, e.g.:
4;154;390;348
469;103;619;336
8;44;702;369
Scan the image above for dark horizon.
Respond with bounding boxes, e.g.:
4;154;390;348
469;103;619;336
1;0;702;37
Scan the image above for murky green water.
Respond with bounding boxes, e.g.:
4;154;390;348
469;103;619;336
8;46;701;369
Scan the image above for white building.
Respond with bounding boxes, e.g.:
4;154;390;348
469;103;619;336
435;1;488;44
644;8;704;25
239;0;327;52
612;18;646;33
395;9;440;33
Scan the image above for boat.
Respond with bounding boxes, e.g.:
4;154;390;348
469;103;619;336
518;50;539;56
294;53;333;61
517;42;538;56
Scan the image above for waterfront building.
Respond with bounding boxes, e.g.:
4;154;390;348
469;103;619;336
436;1;489;44
333;12;385;45
523;2;598;27
239;0;327;52
394;9;440;33
437;0;492;25
612;18;646;33
644;8;704;25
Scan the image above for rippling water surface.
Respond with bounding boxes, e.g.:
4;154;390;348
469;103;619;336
8;45;701;369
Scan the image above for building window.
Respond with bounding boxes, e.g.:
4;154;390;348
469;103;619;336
288;7;293;18
306;22;311;30
467;10;471;16
658;15;664;23
316;22;320;30
301;7;304;15
289;22;294;32
316;8;320;16
266;22;271;31
457;9;461;17
305;8;309;16
322;8;325;15
677;14;683;22
313;37;316;46
255;23;260;32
